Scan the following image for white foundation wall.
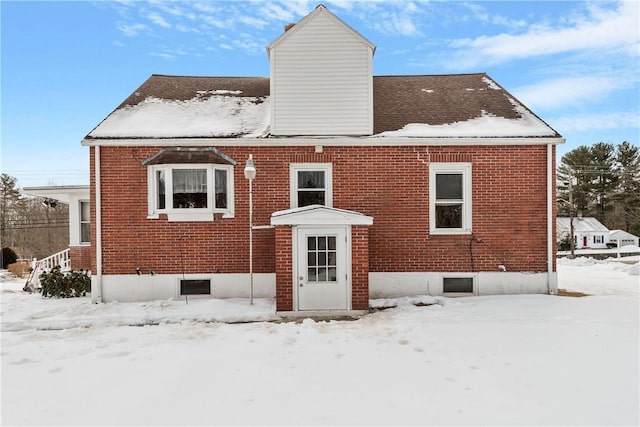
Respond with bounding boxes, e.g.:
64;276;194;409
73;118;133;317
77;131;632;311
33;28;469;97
369;272;557;298
93;271;557;303
93;273;276;303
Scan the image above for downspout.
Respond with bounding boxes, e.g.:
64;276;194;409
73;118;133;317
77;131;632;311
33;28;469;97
546;143;554;294
94;145;103;303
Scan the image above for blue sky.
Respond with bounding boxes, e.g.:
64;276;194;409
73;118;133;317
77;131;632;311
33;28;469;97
2;0;638;187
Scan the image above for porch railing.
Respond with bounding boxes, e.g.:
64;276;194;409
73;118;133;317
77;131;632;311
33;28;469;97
24;248;71;290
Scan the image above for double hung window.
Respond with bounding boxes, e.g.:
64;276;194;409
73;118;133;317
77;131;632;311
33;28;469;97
290;163;333;208
429;163;472;234
148;164;234;221
79;201;90;244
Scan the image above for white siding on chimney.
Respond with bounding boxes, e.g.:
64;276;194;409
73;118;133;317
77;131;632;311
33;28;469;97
270;11;373;136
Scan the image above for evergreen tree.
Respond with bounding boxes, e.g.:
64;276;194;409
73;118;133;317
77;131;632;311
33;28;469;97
590;142;618;223
614;141;640;234
557;145;592;215
0;174;22;247
557;141;640;237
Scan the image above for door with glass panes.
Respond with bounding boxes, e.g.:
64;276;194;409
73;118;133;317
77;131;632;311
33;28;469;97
296;226;348;310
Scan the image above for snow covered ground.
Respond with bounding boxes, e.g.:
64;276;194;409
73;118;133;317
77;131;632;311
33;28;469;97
1;257;638;426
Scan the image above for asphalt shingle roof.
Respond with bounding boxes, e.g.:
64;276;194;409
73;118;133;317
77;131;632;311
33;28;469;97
86;73;560;140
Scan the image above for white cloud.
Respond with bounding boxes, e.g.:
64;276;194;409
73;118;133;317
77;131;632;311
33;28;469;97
462;2;527;30
149;52;175;60
512;76;620;110
551;111;640;132
374;12;419;36
117;23;149;37
260;3;295;22
238;15;268;30
147;12;171;28
448;1;639;68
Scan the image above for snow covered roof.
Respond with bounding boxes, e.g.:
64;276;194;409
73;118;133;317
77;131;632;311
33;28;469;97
85;73;560;141
609;229;639;240
557;217;610;233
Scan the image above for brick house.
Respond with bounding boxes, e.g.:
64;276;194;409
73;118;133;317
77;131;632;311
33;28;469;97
82;5;563;313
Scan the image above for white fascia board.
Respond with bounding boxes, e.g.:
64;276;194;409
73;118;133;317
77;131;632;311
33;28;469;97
271;205;373;226
266;5;376;55
82;136;566;147
22;186;90;203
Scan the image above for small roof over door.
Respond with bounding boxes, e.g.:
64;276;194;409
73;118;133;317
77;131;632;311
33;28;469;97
271;205;373;226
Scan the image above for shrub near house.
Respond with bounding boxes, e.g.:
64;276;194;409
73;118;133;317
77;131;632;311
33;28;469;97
40;266;91;298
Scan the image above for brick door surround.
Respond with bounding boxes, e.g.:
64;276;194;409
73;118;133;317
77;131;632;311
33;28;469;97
271;205;373;311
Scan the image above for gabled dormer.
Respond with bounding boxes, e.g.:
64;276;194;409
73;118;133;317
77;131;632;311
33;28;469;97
267;5;376;136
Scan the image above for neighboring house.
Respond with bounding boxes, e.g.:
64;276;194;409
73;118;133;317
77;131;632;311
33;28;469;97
609;230;639;248
22;185;91;271
557;216;610;250
82;6;563;312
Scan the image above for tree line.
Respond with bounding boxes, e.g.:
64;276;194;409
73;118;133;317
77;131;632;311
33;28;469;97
1;174;69;263
557;141;640;236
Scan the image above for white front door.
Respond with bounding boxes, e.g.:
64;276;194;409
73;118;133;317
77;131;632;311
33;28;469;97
296;226;348;310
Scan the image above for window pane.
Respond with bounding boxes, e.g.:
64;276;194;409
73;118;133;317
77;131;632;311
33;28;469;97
327;251;336;266
308;267;317;282
443;277;473;293
308;236;316;250
308;252;316;266
298;191;325;207
328;267;337;281
298;171;325;189
436;173;462;200
80;223;90;243
173;169;207;209
80;201;90;221
318;251;326;266
157;170;165;210
317;268;327;282
328;236;336;250
215;169;227;209
318;237;327;250
436;204;462;228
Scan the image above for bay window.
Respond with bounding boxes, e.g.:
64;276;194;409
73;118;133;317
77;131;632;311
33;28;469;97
148;164;234;221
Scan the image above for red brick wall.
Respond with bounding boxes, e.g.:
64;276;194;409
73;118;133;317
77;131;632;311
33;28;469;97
89;144;554;278
274;226;293;311
70;245;92;271
351;225;369;310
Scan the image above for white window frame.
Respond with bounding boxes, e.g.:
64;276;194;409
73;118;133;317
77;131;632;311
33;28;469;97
79;200;90;245
147;164;234;222
594;235;604;244
429;162;472;235
290;163;333;208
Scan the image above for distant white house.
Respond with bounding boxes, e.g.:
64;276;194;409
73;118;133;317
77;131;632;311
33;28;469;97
609;230;639;248
557;217;610;249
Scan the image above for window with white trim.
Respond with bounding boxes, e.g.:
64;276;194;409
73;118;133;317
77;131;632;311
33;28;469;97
148;164;234;221
290;163;333;208
594;235;604;244
429;163;472;234
79;200;90;244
